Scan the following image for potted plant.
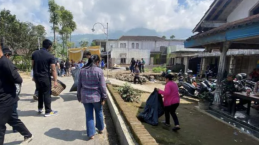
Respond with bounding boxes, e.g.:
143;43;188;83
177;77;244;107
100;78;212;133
197;92;214;110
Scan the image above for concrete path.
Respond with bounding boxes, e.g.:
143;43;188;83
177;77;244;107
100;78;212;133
4;77;119;145
107;78;165;93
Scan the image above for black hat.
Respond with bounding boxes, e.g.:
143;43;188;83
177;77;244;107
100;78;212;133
2;47;12;56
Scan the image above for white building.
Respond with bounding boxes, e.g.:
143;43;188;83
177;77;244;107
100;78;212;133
93;36;185;66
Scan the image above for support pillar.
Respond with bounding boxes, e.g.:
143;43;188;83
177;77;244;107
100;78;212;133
229;56;236;74
184;57;189;72
214;42;230;106
201;58;206;77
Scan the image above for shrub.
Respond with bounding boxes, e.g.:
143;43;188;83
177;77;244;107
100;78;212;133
118;83;141;103
197;92;214;102
152;66;166;73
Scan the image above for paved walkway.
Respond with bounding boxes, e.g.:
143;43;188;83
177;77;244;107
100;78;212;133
4;77;118;145
107;78;165;93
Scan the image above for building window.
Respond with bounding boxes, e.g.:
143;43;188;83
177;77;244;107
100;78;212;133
132;43;135;48
121;58;126;64
136;43;139;49
120;43;126;48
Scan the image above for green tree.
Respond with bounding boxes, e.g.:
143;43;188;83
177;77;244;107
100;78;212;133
59;6;76;55
91;41;97;46
170;35;175;39
162;36;166;39
79;41;88;47
48;0;61;51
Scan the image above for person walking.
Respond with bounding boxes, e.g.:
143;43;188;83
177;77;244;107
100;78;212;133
65;59;71;76
130;58;136;73
157;74;180;131
0;47;33;144
31;70;39;100
32;39;58;117
141;58;145;73
134;66;142;85
101;59;105;69
60;61;65;77
77;55;107;139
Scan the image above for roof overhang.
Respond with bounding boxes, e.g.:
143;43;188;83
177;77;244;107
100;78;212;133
193;0;243;33
185;14;259;48
198;49;259;57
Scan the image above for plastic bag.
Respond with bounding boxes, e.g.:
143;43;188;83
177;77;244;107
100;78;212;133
70;68;80;92
137;89;164;126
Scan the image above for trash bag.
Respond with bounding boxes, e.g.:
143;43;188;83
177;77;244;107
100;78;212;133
137;89;164;126
70;68;80;92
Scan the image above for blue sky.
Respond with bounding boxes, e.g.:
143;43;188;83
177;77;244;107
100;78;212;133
0;0;213;36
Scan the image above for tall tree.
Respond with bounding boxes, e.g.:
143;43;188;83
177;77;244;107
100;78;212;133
170;35;175;39
162;36;166;39
59;6;76;56
48;0;61;50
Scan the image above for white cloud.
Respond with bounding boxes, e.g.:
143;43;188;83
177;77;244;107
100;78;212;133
0;0;213;35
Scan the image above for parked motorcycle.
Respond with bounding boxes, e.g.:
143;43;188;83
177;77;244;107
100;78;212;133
178;79;213;98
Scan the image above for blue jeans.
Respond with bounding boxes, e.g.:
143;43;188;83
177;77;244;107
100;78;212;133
83;102;104;137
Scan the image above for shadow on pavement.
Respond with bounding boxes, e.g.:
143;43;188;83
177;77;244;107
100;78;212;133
17;110;43;117
4;141;22;145
19;93;33;97
60;93;77;102
44;128;87;141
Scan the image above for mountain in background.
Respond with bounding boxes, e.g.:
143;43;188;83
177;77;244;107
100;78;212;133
49;27;193;47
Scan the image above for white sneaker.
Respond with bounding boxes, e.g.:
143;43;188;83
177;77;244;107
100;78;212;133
20;135;33;145
45;111;58;117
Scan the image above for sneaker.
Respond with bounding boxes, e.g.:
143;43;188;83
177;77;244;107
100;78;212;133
38;109;43;114
20;135;33;145
172;127;181;131
45;111;58;117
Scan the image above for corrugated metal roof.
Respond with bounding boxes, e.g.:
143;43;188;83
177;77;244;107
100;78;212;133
198;49;259;57
188;14;259;41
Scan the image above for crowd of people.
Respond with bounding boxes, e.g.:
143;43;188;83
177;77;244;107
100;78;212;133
0;39;108;144
130;58;145;85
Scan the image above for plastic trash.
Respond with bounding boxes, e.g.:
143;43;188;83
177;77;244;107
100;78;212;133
137;89;164;126
70;68;80;92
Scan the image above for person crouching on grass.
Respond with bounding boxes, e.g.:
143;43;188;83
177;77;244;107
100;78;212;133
157;74;180;131
134;66;142;85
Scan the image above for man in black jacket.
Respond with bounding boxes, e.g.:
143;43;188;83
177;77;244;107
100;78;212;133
0;47;33;144
32;39;58;117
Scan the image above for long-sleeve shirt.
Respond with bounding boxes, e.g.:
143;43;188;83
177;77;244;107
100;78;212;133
77;65;107;103
158;81;180;106
0;56;23;108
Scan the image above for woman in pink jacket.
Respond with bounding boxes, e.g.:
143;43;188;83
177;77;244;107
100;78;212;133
157;74;180;131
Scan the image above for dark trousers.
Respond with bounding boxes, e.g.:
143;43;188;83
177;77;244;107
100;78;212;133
35;78;52;113
0;105;32;144
141;65;144;73
138;66;142;73
134;76;142;84
164;103;180;126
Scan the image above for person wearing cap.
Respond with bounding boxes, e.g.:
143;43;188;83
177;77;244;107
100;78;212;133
2;47;22;132
157;74;180;131
32;39;58;117
0;47;33;144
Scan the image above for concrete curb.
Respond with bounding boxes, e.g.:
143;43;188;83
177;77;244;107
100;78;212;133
106;88;136;145
194;106;259;142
